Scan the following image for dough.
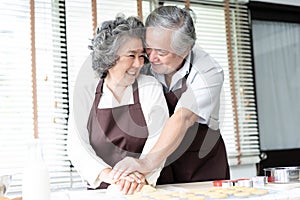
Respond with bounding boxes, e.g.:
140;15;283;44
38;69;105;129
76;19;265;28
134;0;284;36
138;185;156;193
0;197;10;200
189;189;209;195
233;191;251;197
186;196;206;200
106;184;156;195
250;188;269;195
208;193;228;199
178;193;196;198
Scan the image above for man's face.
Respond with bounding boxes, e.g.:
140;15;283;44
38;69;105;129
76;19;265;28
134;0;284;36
145;27;186;75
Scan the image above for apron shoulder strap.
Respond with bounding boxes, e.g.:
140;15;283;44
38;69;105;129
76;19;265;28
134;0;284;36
95;79;104;94
132;80;139;104
184;50;194;80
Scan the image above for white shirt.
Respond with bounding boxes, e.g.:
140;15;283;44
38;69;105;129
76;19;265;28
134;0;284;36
68;55;169;188
151;44;224;130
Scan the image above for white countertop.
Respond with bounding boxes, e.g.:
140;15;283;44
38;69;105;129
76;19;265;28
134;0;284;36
50;181;300;200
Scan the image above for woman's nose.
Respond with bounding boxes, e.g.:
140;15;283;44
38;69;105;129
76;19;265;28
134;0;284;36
132;56;143;68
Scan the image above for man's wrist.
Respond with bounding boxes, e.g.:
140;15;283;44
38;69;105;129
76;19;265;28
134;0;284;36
140;156;158;173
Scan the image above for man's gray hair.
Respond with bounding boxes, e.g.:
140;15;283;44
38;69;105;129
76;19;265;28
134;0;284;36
145;6;196;55
89;15;144;78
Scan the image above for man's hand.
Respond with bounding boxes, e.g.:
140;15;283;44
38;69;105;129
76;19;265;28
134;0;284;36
101;168;146;195
109;157;153;181
115;172;146;195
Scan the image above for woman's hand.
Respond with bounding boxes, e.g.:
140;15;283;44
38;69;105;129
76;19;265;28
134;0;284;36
99;168;117;184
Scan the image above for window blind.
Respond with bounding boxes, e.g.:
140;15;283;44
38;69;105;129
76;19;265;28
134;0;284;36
0;0;73;194
34;0;72;190
65;0;94;189
224;1;260;165
162;0;260;166
0;0;33;194
96;0;138;23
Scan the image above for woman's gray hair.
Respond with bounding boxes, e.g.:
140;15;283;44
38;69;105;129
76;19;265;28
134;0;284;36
89;15;144;78
145;6;196;55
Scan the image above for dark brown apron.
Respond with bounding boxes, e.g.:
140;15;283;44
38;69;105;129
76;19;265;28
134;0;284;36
87;79;149;189
157;52;230;185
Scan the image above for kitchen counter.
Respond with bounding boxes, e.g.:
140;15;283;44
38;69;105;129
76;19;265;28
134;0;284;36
50;181;300;200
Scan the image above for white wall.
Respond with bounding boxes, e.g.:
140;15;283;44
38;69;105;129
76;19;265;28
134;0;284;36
230;164;257;179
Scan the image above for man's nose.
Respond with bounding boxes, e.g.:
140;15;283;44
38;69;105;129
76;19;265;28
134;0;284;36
148;49;159;62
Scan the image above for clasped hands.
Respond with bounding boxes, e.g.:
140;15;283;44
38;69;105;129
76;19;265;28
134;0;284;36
101;157;153;195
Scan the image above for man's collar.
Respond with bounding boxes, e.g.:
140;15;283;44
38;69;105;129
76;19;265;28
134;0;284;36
150;50;192;89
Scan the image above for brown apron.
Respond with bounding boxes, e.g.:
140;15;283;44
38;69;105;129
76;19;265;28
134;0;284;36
157;53;230;185
87;79;149;189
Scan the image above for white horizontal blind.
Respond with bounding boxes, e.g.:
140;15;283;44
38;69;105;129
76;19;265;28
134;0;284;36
65;0;94;188
97;0;138;24
34;0;72;190
225;1;260;165
65;0;93;100
0;0;33;194
0;0;74;194
142;0;151;21
163;0;260;166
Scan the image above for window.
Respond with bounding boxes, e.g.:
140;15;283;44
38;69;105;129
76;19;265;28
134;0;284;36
0;0;73;194
0;0;32;193
249;1;300;175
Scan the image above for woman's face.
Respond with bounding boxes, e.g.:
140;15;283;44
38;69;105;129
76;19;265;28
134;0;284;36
107;37;145;87
145;27;187;75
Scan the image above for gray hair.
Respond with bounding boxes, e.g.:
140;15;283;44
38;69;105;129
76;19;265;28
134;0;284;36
145;6;196;55
90;15;144;78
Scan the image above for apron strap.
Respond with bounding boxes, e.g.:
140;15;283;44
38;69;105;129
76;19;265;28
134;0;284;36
132;80;139;104
184;50;194;80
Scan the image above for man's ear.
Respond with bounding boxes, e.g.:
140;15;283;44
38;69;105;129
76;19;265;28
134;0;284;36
182;47;192;59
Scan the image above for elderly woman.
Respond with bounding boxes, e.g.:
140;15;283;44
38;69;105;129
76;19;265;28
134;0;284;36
67;15;168;194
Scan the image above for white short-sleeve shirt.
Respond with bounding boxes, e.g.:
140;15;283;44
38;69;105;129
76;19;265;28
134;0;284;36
67;55;169;188
151;44;224;130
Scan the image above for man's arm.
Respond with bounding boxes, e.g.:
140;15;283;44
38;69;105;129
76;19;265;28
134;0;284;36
143;107;198;167
110;107;198;179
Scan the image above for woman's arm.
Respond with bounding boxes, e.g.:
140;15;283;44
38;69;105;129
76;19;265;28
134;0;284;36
68;104;112;188
67;56;112;188
136;75;170;185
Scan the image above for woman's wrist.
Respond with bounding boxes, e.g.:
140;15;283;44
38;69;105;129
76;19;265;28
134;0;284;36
98;168;115;184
